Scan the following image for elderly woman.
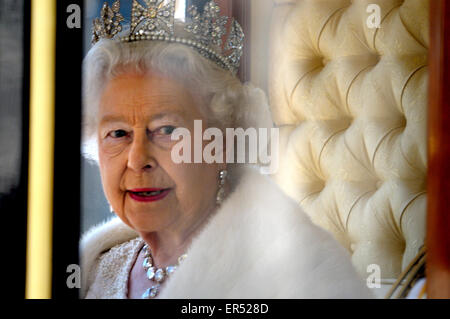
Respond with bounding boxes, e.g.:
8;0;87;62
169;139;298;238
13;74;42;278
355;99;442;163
80;0;372;299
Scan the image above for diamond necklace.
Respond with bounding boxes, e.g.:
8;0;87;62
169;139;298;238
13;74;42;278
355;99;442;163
141;244;187;299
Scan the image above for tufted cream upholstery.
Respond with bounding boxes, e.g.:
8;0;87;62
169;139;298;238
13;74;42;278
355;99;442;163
267;0;428;296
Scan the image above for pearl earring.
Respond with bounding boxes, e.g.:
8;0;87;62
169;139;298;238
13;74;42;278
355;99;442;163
216;169;228;205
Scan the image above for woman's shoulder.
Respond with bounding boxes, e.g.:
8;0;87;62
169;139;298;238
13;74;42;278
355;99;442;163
226;166;313;227
170;166;373;298
79;217;139;298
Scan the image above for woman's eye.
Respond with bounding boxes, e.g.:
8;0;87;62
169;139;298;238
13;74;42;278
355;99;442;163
156;126;176;136
108;129;128;138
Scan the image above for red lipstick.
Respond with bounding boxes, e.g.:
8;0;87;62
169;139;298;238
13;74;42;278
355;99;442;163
128;188;171;202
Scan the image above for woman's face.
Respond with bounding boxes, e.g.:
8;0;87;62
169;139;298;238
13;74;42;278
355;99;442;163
97;71;224;237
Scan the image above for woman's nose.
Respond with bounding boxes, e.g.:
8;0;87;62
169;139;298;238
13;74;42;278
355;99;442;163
127;131;156;172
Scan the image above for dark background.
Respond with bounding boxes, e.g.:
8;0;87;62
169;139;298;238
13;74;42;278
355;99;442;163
0;0;29;300
52;0;83;299
0;0;84;299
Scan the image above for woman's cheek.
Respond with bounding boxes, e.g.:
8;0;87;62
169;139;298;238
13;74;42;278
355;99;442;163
152;135;175;150
100;139;129;158
179;164;208;206
99;154;125;205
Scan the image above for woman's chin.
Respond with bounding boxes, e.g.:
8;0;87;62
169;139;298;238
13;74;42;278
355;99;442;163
124;209;171;233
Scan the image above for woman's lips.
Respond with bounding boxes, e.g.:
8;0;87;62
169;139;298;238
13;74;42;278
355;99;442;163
128;188;171;202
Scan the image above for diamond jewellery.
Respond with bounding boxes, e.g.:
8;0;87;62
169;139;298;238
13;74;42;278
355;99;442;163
216;169;227;205
92;0;244;75
141;243;188;299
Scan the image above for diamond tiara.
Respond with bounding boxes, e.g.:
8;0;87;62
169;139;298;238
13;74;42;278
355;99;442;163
92;0;244;75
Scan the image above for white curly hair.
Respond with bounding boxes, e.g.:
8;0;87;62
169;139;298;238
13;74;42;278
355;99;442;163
82;39;274;183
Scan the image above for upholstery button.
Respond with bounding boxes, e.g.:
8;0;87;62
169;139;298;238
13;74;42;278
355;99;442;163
376;180;383;189
401;116;407;127
369;52;381;65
